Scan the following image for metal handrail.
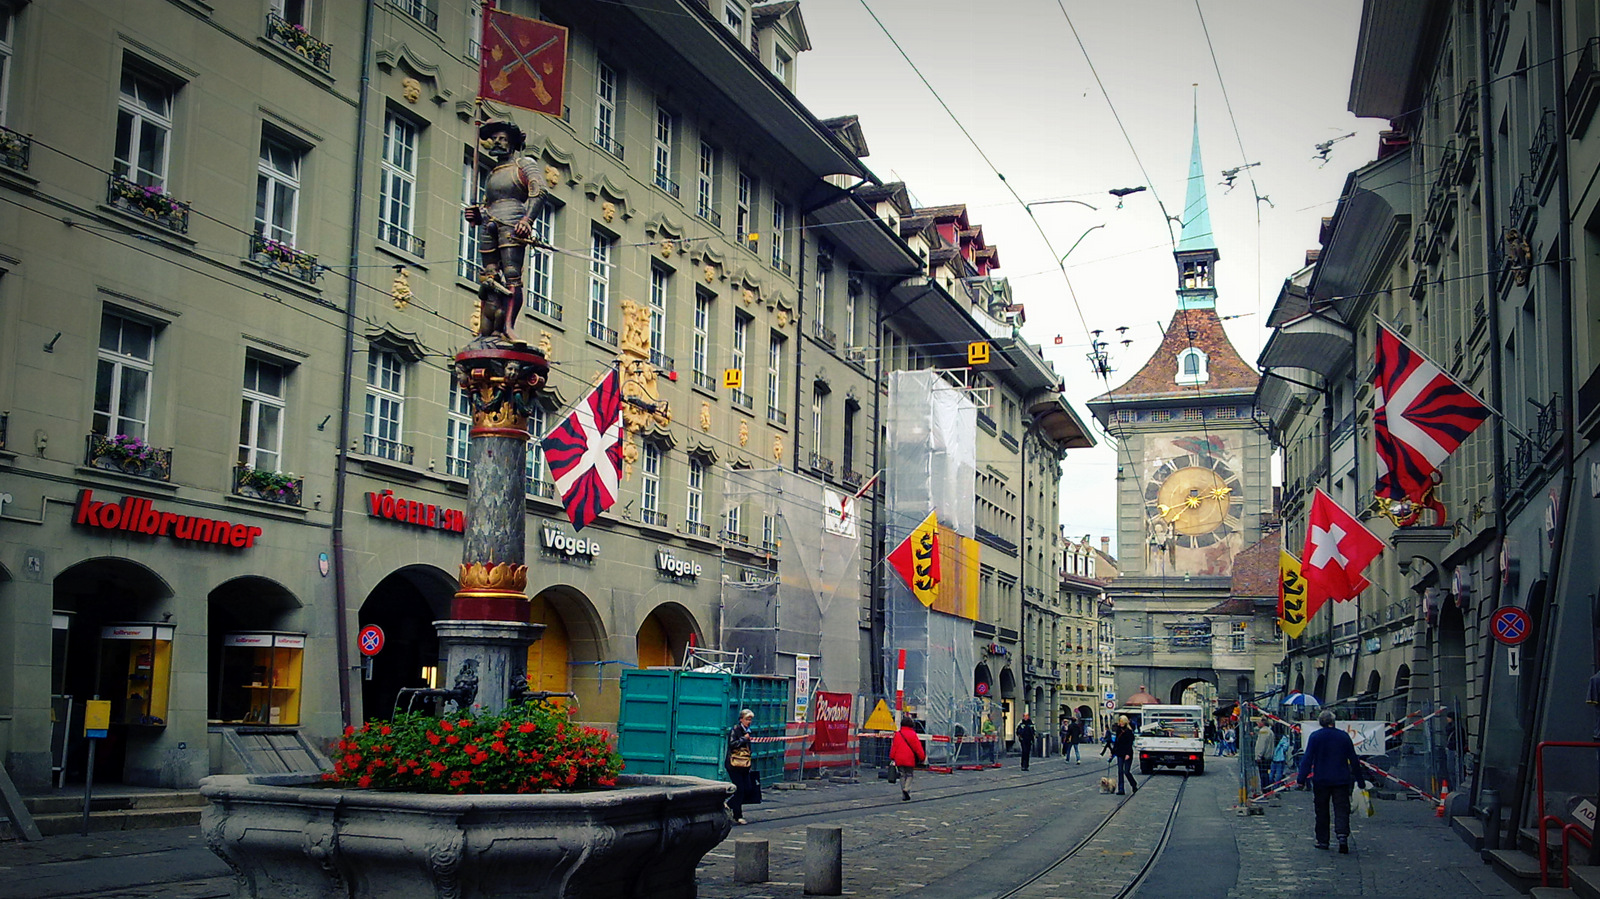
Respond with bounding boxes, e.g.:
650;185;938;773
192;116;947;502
1535;740;1600;886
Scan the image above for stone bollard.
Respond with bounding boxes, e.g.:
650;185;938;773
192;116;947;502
734;839;769;883
804;825;842;895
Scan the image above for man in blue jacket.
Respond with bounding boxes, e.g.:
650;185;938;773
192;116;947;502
1297;710;1367;853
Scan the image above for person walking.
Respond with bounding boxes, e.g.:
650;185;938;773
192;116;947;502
1205;720;1218;754
1298;709;1368;853
1111;715;1139;795
1252;718;1274;791
725;709;760;825
890;714;926;801
1015;714;1037;770
1222;722;1237;756
1066;717;1083;763
1271;731;1292;786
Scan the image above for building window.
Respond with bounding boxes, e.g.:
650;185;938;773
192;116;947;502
770;199;788;271
726;499;742;540
0;12;16;126
762;511;775;548
723;0;747;41
641;443;662;525
737;170;755;250
94;312;155;440
589;231;613;341
446;381;472;479
465;0;482;58
687;457;705;527
378;113;420;253
526;202;556;315
594;61;620;157
1231;622;1248;653
814;247;829;327
772;49;789;84
697;142;718;225
395;0;437;30
114;66;174;188
693;292;713;386
363;348;406;460
255;132;302;246
846;275;861;349
458;149;484;280
1150;409;1172;423
766;333;785;421
526;404;548;494
842;402;856;474
731;313;749;407
1182;408;1204;421
239;356;286;472
649;266;669;367
1176;347;1208;385
653;104;676;196
811;387;825;447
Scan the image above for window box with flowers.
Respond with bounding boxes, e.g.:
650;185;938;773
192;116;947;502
86;434;173;481
248;234;322;284
233;465;303;506
107;175;190;233
0;125;30;171
201;700;732;899
265;11;332;72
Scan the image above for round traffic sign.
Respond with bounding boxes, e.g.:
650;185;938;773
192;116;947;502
1490;606;1531;646
358;624;386;656
975;681;990;697
1104;700;1116;709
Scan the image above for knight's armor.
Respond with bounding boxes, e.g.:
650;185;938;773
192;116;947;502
477;156;545;288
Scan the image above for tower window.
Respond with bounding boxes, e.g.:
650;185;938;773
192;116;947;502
1176;348;1208;385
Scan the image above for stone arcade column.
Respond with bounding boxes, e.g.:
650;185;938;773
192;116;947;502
439;339;549;713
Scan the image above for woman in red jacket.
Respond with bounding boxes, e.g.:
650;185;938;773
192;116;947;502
889;714;926;801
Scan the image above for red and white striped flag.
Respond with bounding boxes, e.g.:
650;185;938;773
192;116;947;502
1373;323;1490;503
540;370;623;530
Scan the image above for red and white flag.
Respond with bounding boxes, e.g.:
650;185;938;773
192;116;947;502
1301;489;1385;616
540;370;623;530
1373;323;1490;502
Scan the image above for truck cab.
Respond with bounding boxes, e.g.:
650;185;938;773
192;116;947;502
1134;704;1205;775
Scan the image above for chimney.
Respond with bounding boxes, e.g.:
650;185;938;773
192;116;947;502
1100;536;1111;554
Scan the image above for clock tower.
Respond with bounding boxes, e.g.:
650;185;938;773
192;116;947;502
1087;106;1268;579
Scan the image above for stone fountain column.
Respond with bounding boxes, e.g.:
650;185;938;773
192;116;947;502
438;338;549;713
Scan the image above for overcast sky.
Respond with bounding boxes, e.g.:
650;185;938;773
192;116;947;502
793;0;1387;556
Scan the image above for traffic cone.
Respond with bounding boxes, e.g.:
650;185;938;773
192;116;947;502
1436;780;1449;817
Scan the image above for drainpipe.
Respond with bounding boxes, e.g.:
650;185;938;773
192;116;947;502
869;288;885;697
330;0;379;729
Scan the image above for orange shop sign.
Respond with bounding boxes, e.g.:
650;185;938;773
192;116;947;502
74;489;263;549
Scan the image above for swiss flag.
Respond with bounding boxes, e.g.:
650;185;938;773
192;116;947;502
1301;489;1385;618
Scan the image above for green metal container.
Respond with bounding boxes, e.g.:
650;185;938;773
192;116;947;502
618;668;790;785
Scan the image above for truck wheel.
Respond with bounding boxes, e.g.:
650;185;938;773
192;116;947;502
1141;760;1154;775
1194;758;1204;775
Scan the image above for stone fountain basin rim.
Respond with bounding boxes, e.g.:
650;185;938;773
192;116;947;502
199;772;733;812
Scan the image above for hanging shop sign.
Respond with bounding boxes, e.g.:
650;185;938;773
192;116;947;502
812;691;853;752
365;489;466;533
540;525;599;559
74;490;263;549
656;548;702;580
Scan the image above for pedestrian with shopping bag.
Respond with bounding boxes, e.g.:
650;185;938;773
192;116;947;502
725;708;760;825
889;714;926;801
1298;709;1368;853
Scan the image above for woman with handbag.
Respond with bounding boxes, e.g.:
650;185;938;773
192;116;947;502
726;708;759;825
889;714;926;801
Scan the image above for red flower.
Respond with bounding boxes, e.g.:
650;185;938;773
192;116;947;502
446;734;460;745
344;725;356;737
518;722;536;734
357;775;373;788
379;725;392;736
439;720;454;733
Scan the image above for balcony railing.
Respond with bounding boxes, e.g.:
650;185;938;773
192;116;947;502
445;456;471;479
528;294;563;321
842;467;865;490
693;370;718;392
1509;174;1537;232
974;525;1017;555
649;350;675;371
108;175;189;233
771;256;792;277
1531;107;1559;184
808;453;835;478
767;405;786;426
249;234;322;283
653;172;679;198
0;411;6;450
266;11;332;71
525;478;555;499
378;220;424;257
641;508;668;527
233;465;304;505
999;430;1019;450
457;254;480;282
0;125;31;171
1456;80;1479;137
696;200;721;228
722;529;752;548
588;321;618;344
732;389;752;410
593;129;624;160
679;520;711;539
977;409;997;433
85;434;172;481
1568;36;1600;136
811;319;836;347
362;434;414;465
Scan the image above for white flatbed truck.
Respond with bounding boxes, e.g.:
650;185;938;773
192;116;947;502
1134;704;1206;775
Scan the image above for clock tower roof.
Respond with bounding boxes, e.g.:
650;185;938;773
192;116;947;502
1086;305;1260;415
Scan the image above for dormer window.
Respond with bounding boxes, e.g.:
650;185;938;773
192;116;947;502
723;0;747;42
1176;347;1208;385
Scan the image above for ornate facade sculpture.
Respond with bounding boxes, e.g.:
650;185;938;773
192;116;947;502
464;121;545;343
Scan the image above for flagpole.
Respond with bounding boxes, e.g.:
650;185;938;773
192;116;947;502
1379;321;1531;442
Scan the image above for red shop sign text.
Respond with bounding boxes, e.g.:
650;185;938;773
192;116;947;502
74;489;263;549
366;489;466;533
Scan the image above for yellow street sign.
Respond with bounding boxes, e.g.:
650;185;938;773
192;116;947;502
723;368;742;389
84;699;111;738
863;699;898;731
967;342;990;366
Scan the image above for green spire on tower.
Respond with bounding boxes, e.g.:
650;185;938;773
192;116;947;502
1177;103;1213;253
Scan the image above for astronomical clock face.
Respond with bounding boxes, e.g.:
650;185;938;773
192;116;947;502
1143;450;1245;549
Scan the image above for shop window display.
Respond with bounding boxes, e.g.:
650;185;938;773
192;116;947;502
98;623;174;726
214;632;304;725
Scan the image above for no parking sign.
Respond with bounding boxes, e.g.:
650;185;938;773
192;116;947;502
358;624;385;656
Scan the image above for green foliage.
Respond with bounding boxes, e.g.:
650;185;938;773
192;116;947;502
324;700;623;794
